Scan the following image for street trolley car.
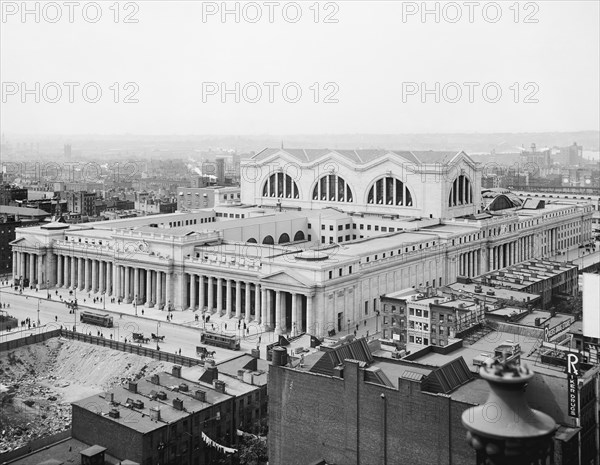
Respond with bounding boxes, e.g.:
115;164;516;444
200;331;240;350
80;311;113;328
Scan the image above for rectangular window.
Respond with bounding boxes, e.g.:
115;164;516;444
416;309;422;317
424;310;429;318
321;236;325;244
365;301;369;314
321;225;325;230
339;268;343;277
375;226;379;231
329;225;334;231
338;225;343;231
381;227;387;232
338;236;343;242
308;235;311;241
360;224;364;230
349;266;352;274
345;224;350;230
308;223;312;229
345;235;350;241
409;308;414;315
367;225;372;231
329;271;333;279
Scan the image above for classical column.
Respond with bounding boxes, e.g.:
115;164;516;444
156;271;163;308
91;259;98;293
106;262;112;295
124;266;131;303
306;294;314;335
37;254;44;287
217;277;223;314
57;255;63;287
291;292;298;336
165;272;172;310
71;257;77;289
29;253;35;284
20;252;26;279
254;283;261;325
115;265;121;299
207;276;214;312
133;267;139;304
226;279;232;318
98;261;105;293
235;281;242;319
245;281;252;323
84;259;90;291
274;290;282;335
198;274;204;311
189;273;196;310
12;252;17;280
146;269;153;307
261;287;268;328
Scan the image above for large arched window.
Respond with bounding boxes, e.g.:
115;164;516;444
262;173;299;199
312;174;354;202
293;231;305;241
262;235;274;245
367;177;413;206
278;233;290;244
448;175;473;207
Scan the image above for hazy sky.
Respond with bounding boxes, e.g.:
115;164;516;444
1;0;599;135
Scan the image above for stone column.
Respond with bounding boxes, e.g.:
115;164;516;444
226;279;232;318
114;265;121;299
306;294;314;335
37;254;43;287
107;262;112;295
217;277;223;314
71;257;77;289
29;253;35;284
207;276;214;312
146;269;153;307
245;281;252;323
165;272;172;311
99;261;105;293
91;259;98;293
274;290;282;335
261;287;268;328
198;274;204;311
189;273;196;310
84;259;90;291
156;271;163;308
124;266;131;303
12;251;17;280
57;255;63;287
133;267;139;304
254;283;261;325
235;281;242;319
291;292;298;336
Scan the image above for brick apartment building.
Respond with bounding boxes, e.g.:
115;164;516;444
72;361;267;465
268;333;599;465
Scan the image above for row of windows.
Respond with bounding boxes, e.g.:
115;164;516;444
169;217;215;227
216;212;245;219
263;174;418;207
327;266;353;279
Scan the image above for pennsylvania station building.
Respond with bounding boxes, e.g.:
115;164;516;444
11;149;595;337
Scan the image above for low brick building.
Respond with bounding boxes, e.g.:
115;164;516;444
72;361;267;465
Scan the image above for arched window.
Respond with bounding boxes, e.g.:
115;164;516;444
293;231;305;241
448;175;473;207
262;235;274;245
262;173;299;199
312;175;354;202
246;238;258;244
278;233;290;244
367;177;413;206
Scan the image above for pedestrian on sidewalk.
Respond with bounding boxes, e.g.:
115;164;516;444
141;309;144;316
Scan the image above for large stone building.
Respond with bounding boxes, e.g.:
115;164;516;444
10;149;595;337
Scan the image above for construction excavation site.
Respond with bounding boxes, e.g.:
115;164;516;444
0;337;175;455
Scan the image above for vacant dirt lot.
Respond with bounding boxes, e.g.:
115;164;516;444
0;337;174;453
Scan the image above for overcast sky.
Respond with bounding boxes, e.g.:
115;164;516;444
1;0;598;135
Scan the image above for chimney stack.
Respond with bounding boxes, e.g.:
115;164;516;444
172;398;184;411
213;379;226;394
128;381;138;394
150;406;160;421
172;365;182;378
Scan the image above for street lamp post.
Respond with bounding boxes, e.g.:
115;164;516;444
461;357;556;465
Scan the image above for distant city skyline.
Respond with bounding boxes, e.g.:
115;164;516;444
1;1;599;135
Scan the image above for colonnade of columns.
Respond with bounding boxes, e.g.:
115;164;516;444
488;235;535;272
458;250;481;278
184;272;313;335
12;251;45;288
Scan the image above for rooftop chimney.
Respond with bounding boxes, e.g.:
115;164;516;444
150;406;160;421
151;374;160;385
213;379;226;394
172;365;182;378
200;362;219;384
128;381;138;394
194;390;206;402
172;398;184;411
272;347;288;367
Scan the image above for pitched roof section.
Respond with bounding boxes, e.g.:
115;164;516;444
422;357;473;394
309;338;374;376
251;148;465;167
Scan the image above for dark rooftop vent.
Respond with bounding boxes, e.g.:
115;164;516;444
172;398;184;411
179;383;189;392
133;400;144;409
157;391;167;400
108;409;120;419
